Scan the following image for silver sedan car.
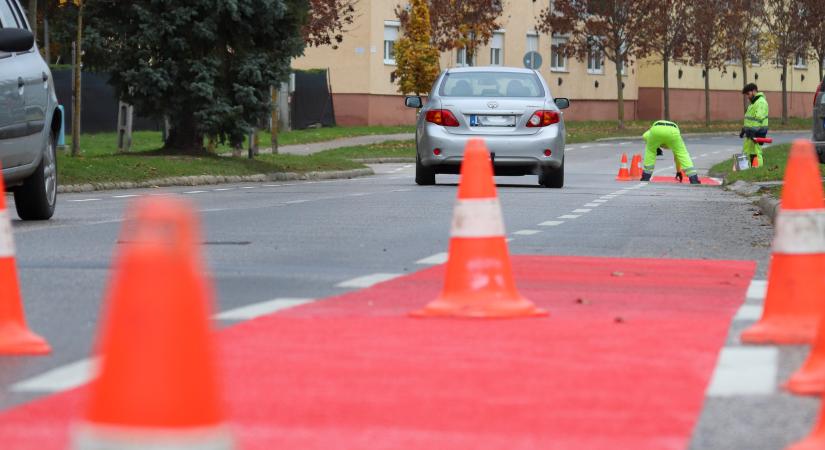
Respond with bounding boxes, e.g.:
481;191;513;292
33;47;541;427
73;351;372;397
405;67;569;188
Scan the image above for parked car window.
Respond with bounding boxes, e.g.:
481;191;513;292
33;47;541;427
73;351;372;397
439;72;544;98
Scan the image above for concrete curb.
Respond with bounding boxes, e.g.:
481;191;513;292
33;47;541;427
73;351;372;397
57;168;374;193
352;157;416;164
595;129;808;142
756;195;781;223
723;179;780;223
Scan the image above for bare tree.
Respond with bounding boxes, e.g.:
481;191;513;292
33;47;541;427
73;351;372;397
720;0;764;109
304;0;357;50
801;0;825;81
640;0;689;120
537;0;656;129
685;0;729;126
762;0;807;124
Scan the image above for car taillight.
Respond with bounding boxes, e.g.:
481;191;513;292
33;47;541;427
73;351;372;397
425;109;460;127
526;110;560;127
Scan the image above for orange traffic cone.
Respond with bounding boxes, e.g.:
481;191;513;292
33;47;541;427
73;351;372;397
72;197;233;449
629;154;642;179
0;164;50;355
616;153;632;181
411;139;546;318
740;140;825;344
752;156;760;168
786;399;825;449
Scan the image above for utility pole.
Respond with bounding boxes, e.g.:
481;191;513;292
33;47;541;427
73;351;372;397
71;0;83;156
270;86;278;154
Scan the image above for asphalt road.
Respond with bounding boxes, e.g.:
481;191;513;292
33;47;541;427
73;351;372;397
0;132;814;449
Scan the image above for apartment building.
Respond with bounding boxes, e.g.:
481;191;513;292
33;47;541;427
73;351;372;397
292;0;818;126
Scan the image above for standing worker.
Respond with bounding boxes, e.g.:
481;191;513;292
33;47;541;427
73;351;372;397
640;120;701;184
740;83;769;167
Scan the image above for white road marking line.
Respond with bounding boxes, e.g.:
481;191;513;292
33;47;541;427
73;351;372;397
111;194;139;199
213;188;233;191
593;199;609;203
734;304;763;321
69;198;101;202
336;273;403;288
11;358;97;393
199;208;227;213
747;280;767;300
262;185;281;188
539;220;564;226
572;209;592;213
215;298;315;320
514;229;541;236
611;190;629;195
580;145;591;149
392;188;413;192
241;186;256;189
706;347;778;397
416;252;449;265
350;193;368;196
583;203;601;207
558;214;580;219
713;151;721;154
700;153;709;157
600;196;617;200
285;199;308;204
183;190;207;194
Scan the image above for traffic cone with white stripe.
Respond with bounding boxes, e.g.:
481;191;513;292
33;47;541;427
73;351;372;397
0;164;50;355
72;197;234;449
411;139;546;318
616;153;632;181
629;154;642;179
740;140;825;344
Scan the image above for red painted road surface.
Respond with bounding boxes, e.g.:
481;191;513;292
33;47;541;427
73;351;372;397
0;256;754;449
650;176;722;186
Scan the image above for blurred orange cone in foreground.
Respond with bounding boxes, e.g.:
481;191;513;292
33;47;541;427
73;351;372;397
73;197;234;449
629;154;642;178
411;139;546;318
616;153;632;181
741;140;825;344
0;163;50;355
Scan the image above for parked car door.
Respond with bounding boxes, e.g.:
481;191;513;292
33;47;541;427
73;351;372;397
0;0;33;168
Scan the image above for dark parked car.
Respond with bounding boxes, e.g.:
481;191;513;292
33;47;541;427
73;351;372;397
0;0;61;220
814;77;825;164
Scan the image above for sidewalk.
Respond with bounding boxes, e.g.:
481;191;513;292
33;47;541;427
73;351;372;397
259;133;414;156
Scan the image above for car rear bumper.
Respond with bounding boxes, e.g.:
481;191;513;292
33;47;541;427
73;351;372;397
417;124;565;173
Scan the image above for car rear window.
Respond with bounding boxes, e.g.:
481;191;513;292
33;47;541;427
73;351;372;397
439;72;544;98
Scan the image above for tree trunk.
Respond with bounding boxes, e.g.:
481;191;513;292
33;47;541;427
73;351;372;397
166;113;206;154
43;15;49;64
70;2;83;157
27;0;36;39
270;86;279;154
741;58;749;111
704;64;711;127
663;53;670;121
615;62;624;129
781;62;788;125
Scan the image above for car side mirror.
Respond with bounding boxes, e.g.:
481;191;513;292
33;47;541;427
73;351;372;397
405;96;423;108
554;98;570;110
0;28;34;53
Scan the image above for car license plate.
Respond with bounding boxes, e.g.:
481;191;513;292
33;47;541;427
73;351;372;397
470;115;516;127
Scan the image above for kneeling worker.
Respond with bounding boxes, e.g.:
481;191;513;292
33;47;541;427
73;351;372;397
641;120;701;184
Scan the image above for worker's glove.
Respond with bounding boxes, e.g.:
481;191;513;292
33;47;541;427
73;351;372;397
675;171;684;183
739;128;745;138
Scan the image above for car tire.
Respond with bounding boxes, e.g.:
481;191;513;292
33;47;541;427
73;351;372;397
415;153;436;185
539;158;564;188
816;144;825;165
14;130;57;220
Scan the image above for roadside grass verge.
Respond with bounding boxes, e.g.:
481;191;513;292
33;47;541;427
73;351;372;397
565;118;810;144
315;140;415;159
58;151;363;185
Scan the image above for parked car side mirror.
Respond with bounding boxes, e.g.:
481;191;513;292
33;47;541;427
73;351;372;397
405;96;423;108
0;28;34;53
554;98;570;110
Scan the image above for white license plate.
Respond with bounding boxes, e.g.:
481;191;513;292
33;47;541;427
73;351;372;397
471;115;516;127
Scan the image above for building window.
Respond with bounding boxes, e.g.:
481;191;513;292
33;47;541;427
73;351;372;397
526;33;539;53
587;42;603;74
456;47;476;67
490;32;504;66
795;52;807;69
383;21;399;65
550;36;567;72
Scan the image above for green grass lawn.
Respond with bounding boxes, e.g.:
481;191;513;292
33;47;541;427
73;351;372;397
315;140;415;159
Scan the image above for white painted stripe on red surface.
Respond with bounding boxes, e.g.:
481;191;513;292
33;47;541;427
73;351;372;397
734;304;763;321
216;298;315;320
706;347;778;397
416;253;448;265
450;198;506;238
11;358;98;393
336;273;403;289
0;209;15;257
772;209;825;254
747;280;767;300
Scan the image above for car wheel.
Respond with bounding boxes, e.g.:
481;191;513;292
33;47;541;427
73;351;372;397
415;153;436;185
14;130;57;220
817;144;825;165
539;158;564;188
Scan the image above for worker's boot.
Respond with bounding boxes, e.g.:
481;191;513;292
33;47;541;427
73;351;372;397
640;172;652;182
656;148;663;156
689;174;701;185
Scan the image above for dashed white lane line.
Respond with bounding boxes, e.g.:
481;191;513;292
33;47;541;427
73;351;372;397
583;203;601;207
215;298;315;320
183;190;208;194
706;347;778;397
285;199;308;204
11;358;97;393
734;304;763;321
111;194;139;199
700;153;709;157
336;273;403;289
572;209;592;213
241;186;256;189
558;214;580;219
213;188;233;191
747;280;767;300
68;198;101;202
262;185;281;188
539;221;564;226
514;229;541;236
593;199;609;203
601;195;617;199
416;252;449;265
